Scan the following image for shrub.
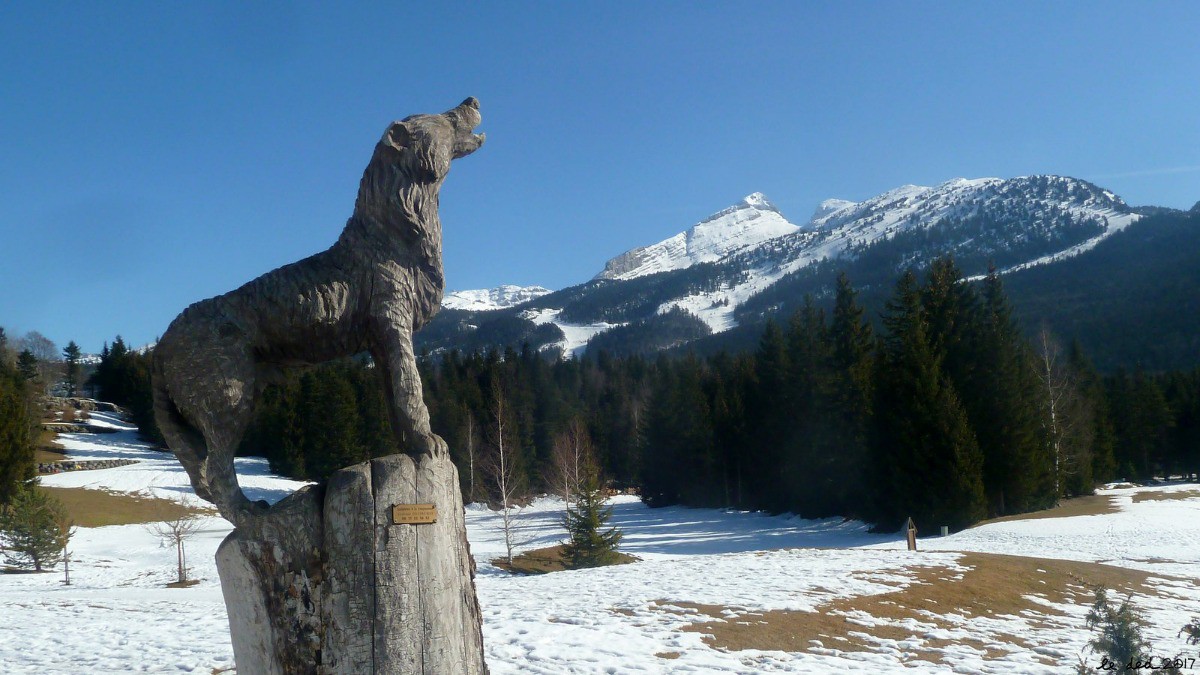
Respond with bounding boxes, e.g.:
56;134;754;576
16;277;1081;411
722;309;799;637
0;483;69;571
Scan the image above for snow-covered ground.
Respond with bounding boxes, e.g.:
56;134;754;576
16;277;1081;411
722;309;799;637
4;416;1199;673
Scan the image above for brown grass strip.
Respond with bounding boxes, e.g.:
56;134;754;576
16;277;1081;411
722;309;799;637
974;495;1119;525
1132;489;1200;503
674;552;1158;663
39;486;209;527
35;447;70;464
34;428;67;464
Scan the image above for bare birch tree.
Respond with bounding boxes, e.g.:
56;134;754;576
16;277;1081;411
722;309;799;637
548;417;595;507
464;410;479;504
484;380;526;565
1036;326;1092;498
56;510;75;586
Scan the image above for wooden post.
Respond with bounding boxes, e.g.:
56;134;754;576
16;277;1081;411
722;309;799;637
216;442;487;674
905;517;918;551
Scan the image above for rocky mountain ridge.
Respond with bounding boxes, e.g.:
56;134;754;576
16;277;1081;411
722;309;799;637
427;175;1150;359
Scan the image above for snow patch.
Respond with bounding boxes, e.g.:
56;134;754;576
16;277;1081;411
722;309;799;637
520;307;620;358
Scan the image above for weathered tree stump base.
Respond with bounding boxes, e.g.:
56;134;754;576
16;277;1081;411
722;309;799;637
216;447;487;674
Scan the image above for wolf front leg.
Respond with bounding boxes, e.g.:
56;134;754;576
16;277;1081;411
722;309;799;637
371;310;439;458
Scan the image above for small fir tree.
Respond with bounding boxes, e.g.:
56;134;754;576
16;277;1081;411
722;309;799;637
0;483;69;571
1077;587;1150;673
560;467;623;569
1180;618;1200;646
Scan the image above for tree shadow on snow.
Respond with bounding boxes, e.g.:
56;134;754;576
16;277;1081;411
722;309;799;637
607;501;901;556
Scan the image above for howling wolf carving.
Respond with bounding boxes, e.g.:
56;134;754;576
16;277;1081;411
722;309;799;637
152;98;485;525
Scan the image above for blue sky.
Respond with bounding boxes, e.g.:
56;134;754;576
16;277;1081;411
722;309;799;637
2;2;1198;353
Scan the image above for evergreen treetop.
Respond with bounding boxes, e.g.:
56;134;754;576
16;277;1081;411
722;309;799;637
560;467;623;569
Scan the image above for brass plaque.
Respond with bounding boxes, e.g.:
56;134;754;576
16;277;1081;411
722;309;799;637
392;503;438;525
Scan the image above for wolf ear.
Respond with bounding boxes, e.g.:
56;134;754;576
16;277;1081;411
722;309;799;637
384;121;411;151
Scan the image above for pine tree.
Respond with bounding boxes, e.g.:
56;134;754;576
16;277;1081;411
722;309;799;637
16;350;38;381
244;377;306;478
1114;368;1173;481
1035;337;1097;498
921;257;978;376
784;297;834;517
0;327;10;366
747;320;790;512
299;368;366;479
0;483;69;571
87;335;164;445
709;353;752;509
876;270;986;531
640;357;716;507
0;368;36;504
560;466;623;569
62;341;82;398
972;269;1054;514
1163;369;1200;480
828;272;874;518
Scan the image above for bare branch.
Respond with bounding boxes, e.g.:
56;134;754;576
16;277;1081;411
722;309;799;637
145;497;203;583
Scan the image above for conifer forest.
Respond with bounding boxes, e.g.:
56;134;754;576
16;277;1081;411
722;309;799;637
69;257;1199;535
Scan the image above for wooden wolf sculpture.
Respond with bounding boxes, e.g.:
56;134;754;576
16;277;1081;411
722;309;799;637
152;98;485;527
152;100;488;674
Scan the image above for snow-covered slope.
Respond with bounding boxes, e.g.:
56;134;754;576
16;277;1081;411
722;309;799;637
443;284;552;311
595;193;800;281
520;307;617;358
806;197;857;225
7;415;1200;673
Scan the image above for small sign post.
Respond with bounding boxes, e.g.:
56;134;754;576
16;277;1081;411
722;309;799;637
906;517;918;551
392;503;438;525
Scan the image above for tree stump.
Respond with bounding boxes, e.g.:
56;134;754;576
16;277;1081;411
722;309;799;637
216;441;486;674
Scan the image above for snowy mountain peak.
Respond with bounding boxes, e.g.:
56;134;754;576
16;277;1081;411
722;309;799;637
596;194;799;280
808;198;857;225
742;192;776;211
442;285;552;311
